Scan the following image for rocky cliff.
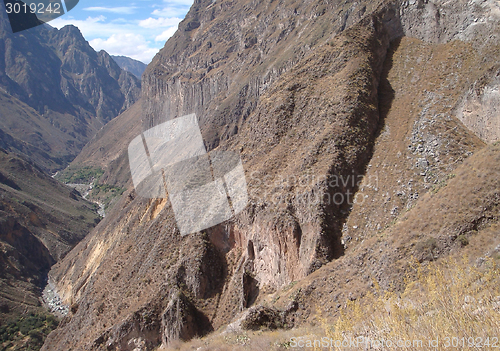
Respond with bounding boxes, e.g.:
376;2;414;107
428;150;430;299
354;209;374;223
112;56;147;80
42;0;500;350
0;148;100;324
0;3;141;172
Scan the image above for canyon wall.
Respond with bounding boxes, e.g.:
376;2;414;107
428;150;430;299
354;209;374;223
42;1;500;350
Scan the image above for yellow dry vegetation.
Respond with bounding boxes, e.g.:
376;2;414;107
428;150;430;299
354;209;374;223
325;257;500;350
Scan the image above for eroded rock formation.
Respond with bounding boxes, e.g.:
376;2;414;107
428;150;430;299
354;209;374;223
42;0;500;349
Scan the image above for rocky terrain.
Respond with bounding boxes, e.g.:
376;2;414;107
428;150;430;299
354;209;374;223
0;3;141;172
0;148;100;324
112;56;147;80
40;0;500;350
0;7;142;347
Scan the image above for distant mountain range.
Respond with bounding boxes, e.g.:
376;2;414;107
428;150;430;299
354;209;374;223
111;56;147;79
0;7;141;173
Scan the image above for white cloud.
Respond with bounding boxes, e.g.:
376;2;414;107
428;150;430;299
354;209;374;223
83;6;138;15
48;0;194;63
50;17;161;63
51;16;121;38
139;17;182;29
161;0;194;5
90;34;160;63
151;0;194;18
152;7;189;18
155;26;178;42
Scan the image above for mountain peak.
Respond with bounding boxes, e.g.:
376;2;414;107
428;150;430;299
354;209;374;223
0;13;141;172
58;24;84;37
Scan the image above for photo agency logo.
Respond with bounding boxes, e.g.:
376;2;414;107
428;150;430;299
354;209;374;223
128;114;249;236
3;0;79;33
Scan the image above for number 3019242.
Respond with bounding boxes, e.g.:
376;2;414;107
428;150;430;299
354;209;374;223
5;2;61;14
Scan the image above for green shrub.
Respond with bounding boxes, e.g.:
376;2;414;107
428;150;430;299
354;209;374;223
1;312;59;350
56;166;104;184
92;184;125;196
416;237;437;252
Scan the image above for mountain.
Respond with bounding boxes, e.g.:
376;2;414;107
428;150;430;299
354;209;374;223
0;148;100;325
0;4;141;173
111;56;147;79
42;0;500;350
55;100;143;211
0;5;140;346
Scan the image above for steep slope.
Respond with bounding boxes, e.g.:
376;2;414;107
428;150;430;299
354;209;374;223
42;0;500;350
0;3;141;172
56;100;143;210
0;148;100;324
0;90;76;173
159;136;500;349
43;2;391;349
111;56;147;79
142;0;386;146
266;142;500;331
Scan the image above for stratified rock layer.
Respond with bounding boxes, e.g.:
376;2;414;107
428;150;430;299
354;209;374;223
42;0;500;350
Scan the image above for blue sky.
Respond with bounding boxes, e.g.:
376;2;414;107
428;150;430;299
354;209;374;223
50;0;194;63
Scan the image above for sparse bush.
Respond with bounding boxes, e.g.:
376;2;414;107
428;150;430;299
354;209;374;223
0;303;10;314
92;184;125;196
28;329;43;341
283;281;297;292
322;257;500;350
415;237;437;254
89;183;126;211
457;234;469;246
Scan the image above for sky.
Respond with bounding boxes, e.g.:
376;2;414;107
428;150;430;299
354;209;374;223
50;0;194;63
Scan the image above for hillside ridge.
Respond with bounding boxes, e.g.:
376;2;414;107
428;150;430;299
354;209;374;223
0;4;141;172
41;0;500;349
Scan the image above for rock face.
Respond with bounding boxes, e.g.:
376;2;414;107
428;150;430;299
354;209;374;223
0;4;141;172
42;0;500;350
111;55;147;79
455;65;500;144
0;148;100;323
142;0;385;145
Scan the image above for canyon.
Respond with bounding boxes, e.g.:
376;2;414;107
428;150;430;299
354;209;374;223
19;0;500;349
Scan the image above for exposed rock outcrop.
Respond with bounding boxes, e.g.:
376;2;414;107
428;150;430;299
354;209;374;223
455;65;500;143
227;305;287;332
0;4;141;172
42;0;500;350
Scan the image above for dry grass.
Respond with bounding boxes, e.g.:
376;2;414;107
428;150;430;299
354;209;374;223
160;257;500;350
323;257;500;350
